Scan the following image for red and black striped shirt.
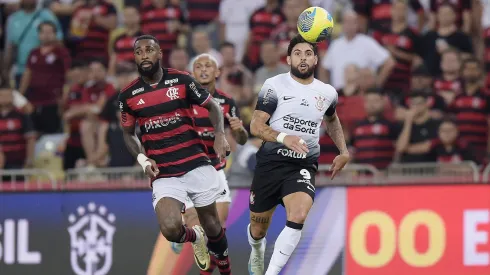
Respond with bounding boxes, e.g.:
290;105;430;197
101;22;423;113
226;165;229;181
351;118;400;169
118;68;212;178
113;31;142;64
380;27;420;93
193;89;238;170
140;4;187;67
244;7;285;71
433;76;462;104
484;28;490;90
449;90;490;152
429;139;477;163
72;1;117;62
354;0;423;39
430;0;471;29
186;0;220;27
0;110;35;167
65;84;86;147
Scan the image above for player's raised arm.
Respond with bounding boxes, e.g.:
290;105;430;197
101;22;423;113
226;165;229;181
225;99;248;145
186;76;230;159
323;96;350;179
251;82;308;154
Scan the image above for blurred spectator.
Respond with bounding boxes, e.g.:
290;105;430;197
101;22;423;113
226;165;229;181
79;59;115;167
396;87;446;121
218;42;254;106
318;122;339;165
434;48;462;105
61;60;89;169
243;0;285;72
169;46;190;72
429;119;477;163
422;3;473;76
350;89;400;169
0;145;4;169
141;0;188;67
49;0;84;38
396;91;441;163
354;0;424;38
379;0;422;95
449;57;490;156
19;21;70;134
428;0;471;34
69;0;117;63
253;40;288;94
0;84;36;169
320;10;395;90
190;28;222;66
219;0;265;61
271;0;315;63
108;6;141;76
3;0;62;86
186;0;220;28
411;64;433;90
338;64;360;96
480;0;490;90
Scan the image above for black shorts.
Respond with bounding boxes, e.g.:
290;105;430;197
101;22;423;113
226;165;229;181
249;161;317;213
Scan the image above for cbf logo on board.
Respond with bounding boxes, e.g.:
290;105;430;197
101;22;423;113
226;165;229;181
68;202;116;275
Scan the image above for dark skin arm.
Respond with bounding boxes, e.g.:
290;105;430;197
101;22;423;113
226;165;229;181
225;113;248;145
121;123;159;178
202;98;230;158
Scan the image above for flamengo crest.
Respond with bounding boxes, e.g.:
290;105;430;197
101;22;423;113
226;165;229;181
68;202;116;275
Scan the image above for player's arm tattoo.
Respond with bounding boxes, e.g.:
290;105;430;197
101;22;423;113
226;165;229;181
251;214;270;224
250;110;280;143
122;125;145;158
324;112;349;155
203;98;225;134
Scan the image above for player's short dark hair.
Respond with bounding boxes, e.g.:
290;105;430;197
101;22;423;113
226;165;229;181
38;21;57;32
287;34;318;56
409;89;429;100
134;35;160;47
220;41;235;50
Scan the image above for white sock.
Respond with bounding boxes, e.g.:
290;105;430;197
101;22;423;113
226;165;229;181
247;223;265;249
265;225;301;275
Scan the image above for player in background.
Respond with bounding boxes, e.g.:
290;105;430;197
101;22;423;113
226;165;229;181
247;35;350;275
118;35;232;274
165;53;248;274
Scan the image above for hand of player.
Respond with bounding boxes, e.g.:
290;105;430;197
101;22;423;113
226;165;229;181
214;133;231;160
283;135;309;155
330;153;350;179
144;158;159;179
225;113;243;132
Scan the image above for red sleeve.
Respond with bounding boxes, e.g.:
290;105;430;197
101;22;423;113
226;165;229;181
118;93;136;128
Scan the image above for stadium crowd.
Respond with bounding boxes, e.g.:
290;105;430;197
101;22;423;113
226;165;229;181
0;0;489;181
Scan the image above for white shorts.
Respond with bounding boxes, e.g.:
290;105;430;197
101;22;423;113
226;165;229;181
184;169;231;210
152;165;222;210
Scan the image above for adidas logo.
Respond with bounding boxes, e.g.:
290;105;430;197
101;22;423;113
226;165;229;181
137;99;145;105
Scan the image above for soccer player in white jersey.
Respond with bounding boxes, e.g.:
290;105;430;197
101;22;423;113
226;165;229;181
247;34;351;275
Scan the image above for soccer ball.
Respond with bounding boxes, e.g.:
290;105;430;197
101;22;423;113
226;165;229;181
297;7;334;43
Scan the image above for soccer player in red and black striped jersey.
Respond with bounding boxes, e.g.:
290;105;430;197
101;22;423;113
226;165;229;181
168;53;248;274
380;0;421;94
351;89;400;169
108;6;142;76
118;35;232;274
449;58;490;157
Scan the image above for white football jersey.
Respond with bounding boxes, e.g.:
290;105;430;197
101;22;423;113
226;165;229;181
255;72;338;165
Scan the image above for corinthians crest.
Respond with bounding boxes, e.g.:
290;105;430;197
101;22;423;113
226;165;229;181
315;96;327;112
68;202;116;275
